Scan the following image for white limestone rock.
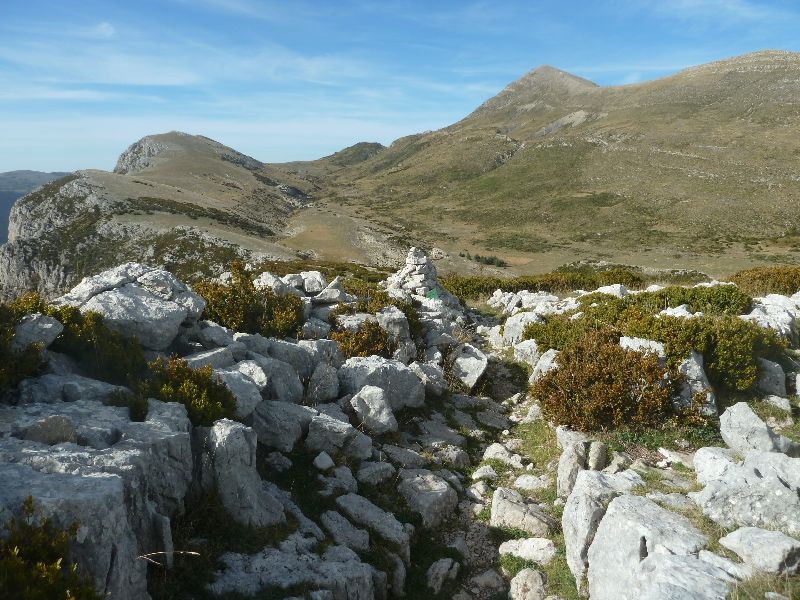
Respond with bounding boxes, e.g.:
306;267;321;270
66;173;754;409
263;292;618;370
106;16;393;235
12;313;63;351
398;468;458;528
499;538;557;565
349;385;398;434
719;527;800;575
251;401;317;453
339;356;425;410
305;414;373;461
719;402;800;457
307;362;340;404
490;488;557;536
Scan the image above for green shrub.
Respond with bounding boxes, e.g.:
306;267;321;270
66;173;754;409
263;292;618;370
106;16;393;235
728;265;800;296
329;320;396;359
106;389;149;422
139;357;236;426
336;279;424;341
0;303;44;392
49;306;147;386
0;497;101;600
194;261;305;339
530;330;672;431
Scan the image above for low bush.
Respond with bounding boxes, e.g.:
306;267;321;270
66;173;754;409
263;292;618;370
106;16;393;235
336;279;424;341
728;265;800;297
531;330;672;431
139;357;236;426
0;496;101;600
329;320;396;359
194;261;305;339
0;300;44;392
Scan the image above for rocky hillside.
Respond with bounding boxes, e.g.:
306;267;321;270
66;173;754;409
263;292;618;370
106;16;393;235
0;132;324;300
293;50;800;275
1;249;798;599
0;170;69;244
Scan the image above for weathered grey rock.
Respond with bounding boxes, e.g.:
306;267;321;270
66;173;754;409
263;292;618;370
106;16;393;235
490;488;557;536
214;368;263;419
646;491;695;511
349;386;398;434
307;362;340;404
21;414;76;445
305;414;373;461
676;351;717;416
299;339;345;369
757;357;787;397
314;451;335;471
194;320;234;348
12;313;63;351
209;544;377;599
301;270;327;294
720;527;800;575
261;337;315;381
698;550;754;581
449;343;488;390
321;510;370;552
247;354;304;403
557;440;588;498
253;271;298;297
436;445;470;469
398;468;458;528
587;495;709;600
184;346;236;369
619;336;665;360
633;553;733;600
763;395;793;413
409;361;446;397
470;568;506;592
381;444;427;467
356;461;395;485
416;417;466;448
302;317;332;340
593;283;628;298
427;558;459;595
719;402;800;457
514;474;551;491
476;408;511;430
318;465;358;497
200;420;285;527
335;493;411;563
313;276;357;304
251;401;317;452
690;450;800;535
339;356;425;410
587;441;608;470
472;464;498;481
499;538;557;565
693;446;738;485
281;272;305;289
503;312;545;346
483;442;524;469
529;348;558;383
562;469;644;589
508;568;547;600
513;339;541;368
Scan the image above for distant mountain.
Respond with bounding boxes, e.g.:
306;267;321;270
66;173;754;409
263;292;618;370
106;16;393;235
283;50;800;275
0;171;69;243
7;50;800;299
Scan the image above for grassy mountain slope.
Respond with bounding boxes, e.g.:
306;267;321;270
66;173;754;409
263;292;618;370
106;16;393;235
292;50;800;276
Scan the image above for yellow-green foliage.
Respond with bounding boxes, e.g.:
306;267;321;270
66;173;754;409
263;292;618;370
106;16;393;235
194;261;305;339
531;330;672;431
523;286;784;392
49;306;147;386
440;268;645;302
0;497;101;600
335;278;424;340
0;297;44;391
329;320;396;359
140;357;236;426
0;293;148;390
729;265;800;297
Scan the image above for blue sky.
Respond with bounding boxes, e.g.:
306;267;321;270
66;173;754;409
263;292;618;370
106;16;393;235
1;0;799;172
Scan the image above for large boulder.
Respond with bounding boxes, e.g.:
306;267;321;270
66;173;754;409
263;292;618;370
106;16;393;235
305;414;373;461
490;488;557;536
719;402;800;457
397;468;458;528
586;495;710;600
503;312;544;346
349;386;398;434
12;313;63;351
562;469;644;590
675;351;717;416
719;527;800;575
54;263;204;351
246;354;304;403
449;343;488;391
339;356;425;411
251;401;317;452
196;420;285;527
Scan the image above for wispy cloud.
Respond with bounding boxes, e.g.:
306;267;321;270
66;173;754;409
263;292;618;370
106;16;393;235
628;0;784;22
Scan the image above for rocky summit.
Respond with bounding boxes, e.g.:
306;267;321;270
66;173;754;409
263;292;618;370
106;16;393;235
1;247;799;599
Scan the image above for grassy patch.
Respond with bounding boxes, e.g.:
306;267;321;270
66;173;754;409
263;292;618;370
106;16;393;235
498;554;537;577
727;572;800;599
